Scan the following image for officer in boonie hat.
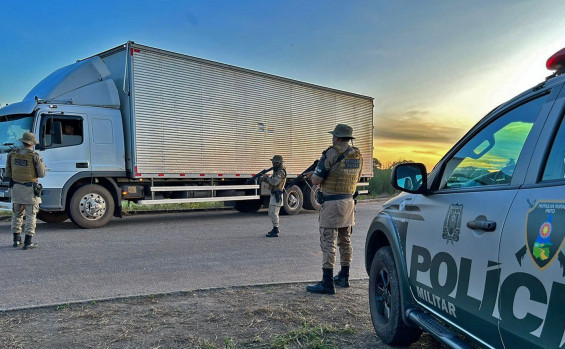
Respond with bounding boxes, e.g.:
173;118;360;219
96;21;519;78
305;123;363;294
6;131;46;250
262;154;287;237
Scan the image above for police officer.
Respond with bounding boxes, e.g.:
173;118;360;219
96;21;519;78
262;155;287;237
305;124;362;294
5;132;46;250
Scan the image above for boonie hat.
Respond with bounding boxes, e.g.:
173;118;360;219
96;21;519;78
270;155;284;163
20;132;38;145
329;124;355;139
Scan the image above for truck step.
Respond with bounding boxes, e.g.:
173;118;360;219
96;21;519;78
406;309;473;349
138;195;260;205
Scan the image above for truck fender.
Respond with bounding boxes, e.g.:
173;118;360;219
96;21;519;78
61;172;124;218
365;211;417;325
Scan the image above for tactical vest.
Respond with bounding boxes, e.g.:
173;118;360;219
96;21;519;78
321;146;361;194
11;151;38;183
269;166;287;191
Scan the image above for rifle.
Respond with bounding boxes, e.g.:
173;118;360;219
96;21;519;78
245;167;273;185
285;159;319;189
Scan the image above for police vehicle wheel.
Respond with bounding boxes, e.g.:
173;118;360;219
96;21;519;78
37;210;69;223
281;185;303;215
369;246;422;345
301;182;321;211
67;184;114;229
235;199;262;213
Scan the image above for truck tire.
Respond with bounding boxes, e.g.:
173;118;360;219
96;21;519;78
235;199;262;213
369;246;422;346
67;184;114;229
301;182;321;211
281;185;303;215
37;210;69;223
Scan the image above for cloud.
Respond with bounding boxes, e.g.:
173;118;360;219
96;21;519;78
374;110;470;144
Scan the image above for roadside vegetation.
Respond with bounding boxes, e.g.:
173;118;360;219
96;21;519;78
122;200;225;213
365;158;413;198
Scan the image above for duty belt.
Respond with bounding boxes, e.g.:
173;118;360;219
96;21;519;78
15;182;36;187
323;194;353;201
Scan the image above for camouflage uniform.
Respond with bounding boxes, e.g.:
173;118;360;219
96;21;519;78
263;155;287;237
5;132;46;249
307;124;363;294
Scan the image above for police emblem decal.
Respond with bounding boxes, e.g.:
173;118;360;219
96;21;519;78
524;201;565;271
443;204;463;244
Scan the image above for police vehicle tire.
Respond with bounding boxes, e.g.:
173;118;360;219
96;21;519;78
301;182;321;211
235;199;262;213
369;246;422;345
281;185;303;215
67;184;114;229
37;210;69;223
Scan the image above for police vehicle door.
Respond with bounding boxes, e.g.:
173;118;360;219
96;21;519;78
497;85;565;349
405;92;552;347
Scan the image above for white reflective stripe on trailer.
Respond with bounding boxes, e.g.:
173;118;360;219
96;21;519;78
137;195;261;205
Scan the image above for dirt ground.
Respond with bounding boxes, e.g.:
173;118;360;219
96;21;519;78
0;279;444;349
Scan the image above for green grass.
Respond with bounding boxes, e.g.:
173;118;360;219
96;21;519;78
122;200;224;212
268;320;355;349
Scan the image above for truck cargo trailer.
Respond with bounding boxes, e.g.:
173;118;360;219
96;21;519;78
0;41;373;228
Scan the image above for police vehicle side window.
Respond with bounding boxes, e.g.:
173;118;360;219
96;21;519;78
440;95;547;189
542;114;565;181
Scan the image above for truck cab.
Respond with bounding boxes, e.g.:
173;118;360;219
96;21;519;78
0;57;126;227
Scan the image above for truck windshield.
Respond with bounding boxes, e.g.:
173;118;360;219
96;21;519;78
0;114;34;153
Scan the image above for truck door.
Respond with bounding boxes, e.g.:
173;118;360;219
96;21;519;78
38;113;90;189
498;89;565;348
405;92;551;347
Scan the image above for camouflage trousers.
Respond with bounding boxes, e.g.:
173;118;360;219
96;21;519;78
11;203;40;236
320;226;353;270
268;204;281;227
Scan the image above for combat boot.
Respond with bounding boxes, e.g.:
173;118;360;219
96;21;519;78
12;233;21;248
306;268;335;294
334;266;350;287
266;227;279;237
22;235;37;250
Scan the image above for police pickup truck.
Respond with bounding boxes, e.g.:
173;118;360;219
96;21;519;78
365;47;565;348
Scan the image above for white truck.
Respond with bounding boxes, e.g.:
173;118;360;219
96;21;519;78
0;41;373;228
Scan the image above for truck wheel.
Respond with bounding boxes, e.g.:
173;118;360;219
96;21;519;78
37;210;69;223
369;246;422;345
235;199;262;213
67;184;114;229
281;185;303;215
301;183;321;211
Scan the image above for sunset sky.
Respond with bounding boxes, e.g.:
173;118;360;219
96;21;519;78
2;1;565;169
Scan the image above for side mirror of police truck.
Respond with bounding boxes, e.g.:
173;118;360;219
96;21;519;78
391;163;428;195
